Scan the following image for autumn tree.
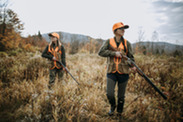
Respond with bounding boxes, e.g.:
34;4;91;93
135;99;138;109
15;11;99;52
151;31;159;54
0;0;24;51
135;27;146;54
137;27;145;42
69;40;79;54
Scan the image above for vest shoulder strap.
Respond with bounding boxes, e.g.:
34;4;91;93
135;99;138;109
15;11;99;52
109;38;128;54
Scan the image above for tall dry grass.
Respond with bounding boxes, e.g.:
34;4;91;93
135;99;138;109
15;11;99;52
0;52;183;122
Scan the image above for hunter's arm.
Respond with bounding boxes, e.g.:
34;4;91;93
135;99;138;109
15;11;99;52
98;40;116;57
127;41;135;62
41;45;53;60
61;45;66;66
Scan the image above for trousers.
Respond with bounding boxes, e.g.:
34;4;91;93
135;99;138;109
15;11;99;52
106;72;129;113
49;68;64;85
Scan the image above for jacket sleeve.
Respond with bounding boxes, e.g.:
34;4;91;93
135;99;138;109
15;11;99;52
41;45;53;60
127;41;135;62
61;45;66;66
98;40;116;57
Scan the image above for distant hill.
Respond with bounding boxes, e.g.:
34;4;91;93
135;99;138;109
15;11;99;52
42;31;91;43
42;31;183;55
42;31;104;54
132;41;183;55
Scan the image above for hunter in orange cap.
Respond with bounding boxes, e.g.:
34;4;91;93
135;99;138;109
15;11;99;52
48;32;60;40
42;32;66;89
112;22;129;32
98;22;136;116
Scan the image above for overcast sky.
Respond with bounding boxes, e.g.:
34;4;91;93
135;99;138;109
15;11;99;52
9;0;183;45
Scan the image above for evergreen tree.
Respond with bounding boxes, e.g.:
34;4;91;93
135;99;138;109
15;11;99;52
38;31;42;40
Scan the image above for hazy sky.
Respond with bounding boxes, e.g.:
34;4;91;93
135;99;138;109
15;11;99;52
9;0;183;45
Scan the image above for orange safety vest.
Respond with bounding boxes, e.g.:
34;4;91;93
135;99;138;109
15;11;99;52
48;44;62;69
109;38;128;74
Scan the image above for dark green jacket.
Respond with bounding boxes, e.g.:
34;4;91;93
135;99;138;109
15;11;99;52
42;44;66;69
98;37;135;74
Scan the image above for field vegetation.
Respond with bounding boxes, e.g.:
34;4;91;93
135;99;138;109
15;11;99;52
0;50;183;122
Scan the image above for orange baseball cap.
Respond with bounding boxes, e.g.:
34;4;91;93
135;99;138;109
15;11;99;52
48;32;59;39
112;22;129;31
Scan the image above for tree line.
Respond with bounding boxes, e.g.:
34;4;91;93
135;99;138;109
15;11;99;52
0;1;47;54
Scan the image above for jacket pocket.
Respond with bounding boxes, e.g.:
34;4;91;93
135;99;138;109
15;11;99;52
107;64;115;73
118;64;129;74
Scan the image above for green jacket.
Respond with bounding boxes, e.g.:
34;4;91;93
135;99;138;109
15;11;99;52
98;37;135;74
42;43;66;69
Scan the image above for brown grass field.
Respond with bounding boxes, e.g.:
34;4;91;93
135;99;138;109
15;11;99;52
0;51;183;122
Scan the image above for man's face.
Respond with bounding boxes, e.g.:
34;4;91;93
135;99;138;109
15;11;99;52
116;27;125;36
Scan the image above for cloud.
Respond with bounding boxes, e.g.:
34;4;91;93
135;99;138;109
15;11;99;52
151;0;183;44
164;0;183;2
10;0;183;45
152;0;183;3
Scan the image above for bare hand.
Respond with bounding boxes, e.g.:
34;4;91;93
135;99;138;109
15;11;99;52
115;51;122;58
130;66;137;73
63;68;68;74
63;68;66;71
52;57;57;61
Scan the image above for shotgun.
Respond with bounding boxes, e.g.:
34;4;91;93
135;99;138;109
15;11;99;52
56;60;80;85
109;46;167;100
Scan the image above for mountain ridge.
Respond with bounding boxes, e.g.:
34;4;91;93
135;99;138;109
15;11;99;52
42;31;92;43
132;41;183;55
42;31;183;55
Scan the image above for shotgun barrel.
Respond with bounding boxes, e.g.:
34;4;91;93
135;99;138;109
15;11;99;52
109;46;167;100
56;60;80;85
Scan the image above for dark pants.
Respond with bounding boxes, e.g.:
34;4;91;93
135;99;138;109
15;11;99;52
106;72;129;113
49;68;64;87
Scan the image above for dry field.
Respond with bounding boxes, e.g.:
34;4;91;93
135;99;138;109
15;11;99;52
0;52;183;122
